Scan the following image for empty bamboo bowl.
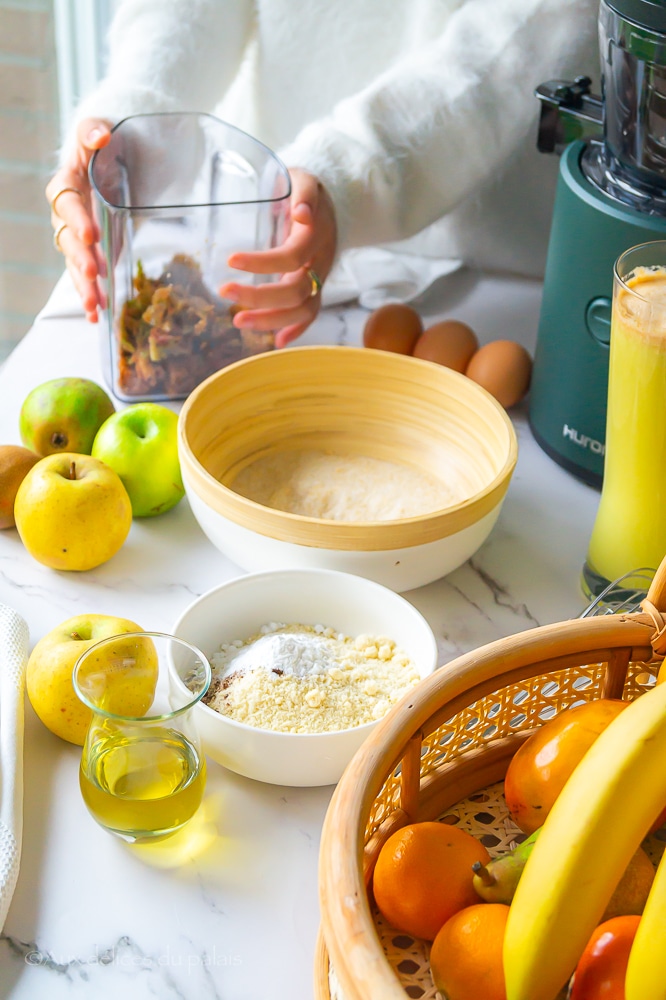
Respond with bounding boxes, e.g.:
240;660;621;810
178;345;518;591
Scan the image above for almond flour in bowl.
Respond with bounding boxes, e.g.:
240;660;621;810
204;622;421;734
229;449;464;521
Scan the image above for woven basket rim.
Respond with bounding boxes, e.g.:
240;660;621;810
318;609;661;1000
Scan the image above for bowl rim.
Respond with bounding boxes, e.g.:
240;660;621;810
178;345;518;551
170;567;439;740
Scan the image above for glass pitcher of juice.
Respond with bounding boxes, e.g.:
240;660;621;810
582;240;666;599
73;632;211;843
89;112;291;402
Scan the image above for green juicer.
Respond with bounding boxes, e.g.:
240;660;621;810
529;0;666;488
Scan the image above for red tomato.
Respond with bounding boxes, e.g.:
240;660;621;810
569;915;640;999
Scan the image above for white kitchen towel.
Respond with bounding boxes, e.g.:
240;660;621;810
0;604;28;930
322;247;463;309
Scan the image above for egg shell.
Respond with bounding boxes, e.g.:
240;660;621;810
363;304;423;354
412;320;479;372
465;340;532;409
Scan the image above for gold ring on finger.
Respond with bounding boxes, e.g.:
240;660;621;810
307;267;322;298
53;222;68;253
50;186;82;216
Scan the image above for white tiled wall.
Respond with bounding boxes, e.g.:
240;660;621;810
0;0;62;362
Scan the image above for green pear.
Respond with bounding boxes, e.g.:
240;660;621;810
472;829;654;916
19;377;115;456
472;828;541;904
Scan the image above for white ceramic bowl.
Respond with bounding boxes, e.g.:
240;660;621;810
178;346;518;592
170;568;438;786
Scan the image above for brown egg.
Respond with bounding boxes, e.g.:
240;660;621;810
465;340;533;409
363;303;423;354
412;319;479;372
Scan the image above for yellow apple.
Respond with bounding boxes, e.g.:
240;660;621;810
74;632;159;719
14;452;132;570
26;614;158;745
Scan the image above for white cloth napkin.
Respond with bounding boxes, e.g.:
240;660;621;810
0;604;28;930
322;247;463;309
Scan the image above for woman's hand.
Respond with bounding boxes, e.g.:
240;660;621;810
45;118;112;323
221;168;337;347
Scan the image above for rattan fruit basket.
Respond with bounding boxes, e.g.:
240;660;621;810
315;563;666;1000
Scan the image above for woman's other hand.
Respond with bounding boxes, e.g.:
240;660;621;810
46;118;112;323
221;168;337;347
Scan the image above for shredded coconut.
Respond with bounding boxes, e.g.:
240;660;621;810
229;449;462;521
204;621;421;734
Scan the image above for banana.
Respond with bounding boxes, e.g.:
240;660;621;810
625;844;666;1000
503;679;666;1000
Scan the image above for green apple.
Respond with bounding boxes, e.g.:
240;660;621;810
14;452;132;570
26;614;157;745
91;402;184;517
19;377;115;456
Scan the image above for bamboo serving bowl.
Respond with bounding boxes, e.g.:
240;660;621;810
315;564;666;1000
178;345;518;591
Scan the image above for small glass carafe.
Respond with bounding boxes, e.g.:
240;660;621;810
73;632;211;843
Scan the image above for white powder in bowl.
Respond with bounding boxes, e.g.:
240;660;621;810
229;449;463;521
205;621;422;734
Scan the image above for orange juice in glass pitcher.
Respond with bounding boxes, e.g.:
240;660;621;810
583;241;666;599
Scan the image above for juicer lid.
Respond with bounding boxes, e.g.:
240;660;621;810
605;0;666;32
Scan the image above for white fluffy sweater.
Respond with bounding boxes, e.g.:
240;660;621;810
66;0;599;277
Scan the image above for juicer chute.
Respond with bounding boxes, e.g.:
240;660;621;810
535;77;603;156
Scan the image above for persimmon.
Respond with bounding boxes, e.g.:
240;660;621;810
504;700;628;834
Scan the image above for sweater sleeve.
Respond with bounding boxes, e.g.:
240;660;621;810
60;0;254;162
278;0;597;252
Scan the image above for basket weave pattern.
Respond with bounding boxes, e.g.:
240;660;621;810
330;768;666;1000
365;659;655;845
333;781;527;1000
317;603;666;1000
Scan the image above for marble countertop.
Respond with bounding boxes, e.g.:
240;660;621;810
0;267;601;999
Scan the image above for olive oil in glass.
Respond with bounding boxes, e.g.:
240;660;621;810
73;632;211;843
80;727;206;841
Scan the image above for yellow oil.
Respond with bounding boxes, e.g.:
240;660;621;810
80;728;206;841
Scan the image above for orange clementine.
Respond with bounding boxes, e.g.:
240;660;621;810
568;915;640;1000
430;902;509;1000
504;699;628;834
372;821;491;941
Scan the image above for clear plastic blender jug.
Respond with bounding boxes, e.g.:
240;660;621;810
90;112;291;402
